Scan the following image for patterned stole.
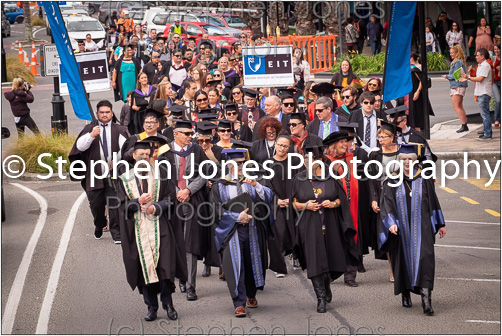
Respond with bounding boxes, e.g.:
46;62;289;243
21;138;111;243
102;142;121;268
395;178;423;287
120;169;161;285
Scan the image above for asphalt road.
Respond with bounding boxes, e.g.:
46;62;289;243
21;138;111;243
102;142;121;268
1;162;500;335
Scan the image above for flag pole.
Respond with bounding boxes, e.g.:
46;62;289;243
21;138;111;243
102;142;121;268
418;2;430;139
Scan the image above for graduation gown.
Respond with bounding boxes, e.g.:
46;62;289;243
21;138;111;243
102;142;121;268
116;166;187;290
408;67;435;130
306;113;348;139
233;122;253;143
291;170;359;279
379;174;445;295
348;108;386;142
129;86;157;135
211;178;274;298
121;132;168;164
290;132;323;155
251;112;291;141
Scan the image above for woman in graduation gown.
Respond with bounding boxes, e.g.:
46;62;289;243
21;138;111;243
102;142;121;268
129;72;157;135
291;144;358;313
408;60;434;131
379;144;446;315
225;103;252;143
250;116;283;165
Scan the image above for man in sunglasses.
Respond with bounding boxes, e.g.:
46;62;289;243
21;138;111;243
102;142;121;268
162;119;213;302
306;96;347;140
160;48;190;91
335;87;360;118
348;91;385;153
142;52;162;85
241;89;265;130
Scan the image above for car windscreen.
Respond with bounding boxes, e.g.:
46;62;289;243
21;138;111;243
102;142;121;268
67;20;104;32
201;24;226;36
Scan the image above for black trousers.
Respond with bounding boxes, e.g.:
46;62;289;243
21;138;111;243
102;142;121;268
85;179;120;240
15;114;39;136
232;226;258;308
140;280;174;311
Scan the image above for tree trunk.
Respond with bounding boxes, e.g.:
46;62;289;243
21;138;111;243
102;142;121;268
240;1;265;35
294;2;316;36
24;3;33;42
267;1;289;36
324;2;347;55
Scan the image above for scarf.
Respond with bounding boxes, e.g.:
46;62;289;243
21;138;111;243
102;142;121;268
291;130;309;154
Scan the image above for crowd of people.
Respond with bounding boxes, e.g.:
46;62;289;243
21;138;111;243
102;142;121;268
63;23;451;321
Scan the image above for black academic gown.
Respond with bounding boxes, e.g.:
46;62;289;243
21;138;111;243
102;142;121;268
349;108;386;141
351;146;372;255
251;113;291;141
233;122;253;143
408;67;434;130
291;170;359;279
116;167;188;291
129;87;157;135
161;126;174;142
379;174;445;295
121;132;168;164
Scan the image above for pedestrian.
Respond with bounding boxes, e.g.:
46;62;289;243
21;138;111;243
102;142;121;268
345;17;359;55
4;78;39;136
463;48;493;140
119;90;133;127
379;143;446;316
160;49;190;92
425;25;436;52
335;86;360;118
468;18;494;52
211;148;274;317
84;34;99;52
434;12;452;56
307;96;345;140
442;45;469;132
291;144;358;313
112;44;141;103
445;21;464;49
292;48;311;90
129;72;157;135
408;53;435;132
68;100;129;242
168;20;187;40
366;14;384;55
225;103;252;142
363;77;382;94
142;52;162;85
331;60;360;88
348;91;385;153
117;136;186;322
492;44;501;128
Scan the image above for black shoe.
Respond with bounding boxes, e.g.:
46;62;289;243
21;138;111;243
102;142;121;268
344;280;359;287
317;298;327;313
311;275;327;313
186;289;198;301
94;227;103;240
202;265;211;277
358;262;366;273
324;273;332;303
456;124;469;133
477;130;485;135
420;288;434;316
402;292;412;308
163;304;178;320
293;258;301;270
179;282;186;293
144;309;157;321
478;135;492;140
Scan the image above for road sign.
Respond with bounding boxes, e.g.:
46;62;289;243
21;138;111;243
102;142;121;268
59;51;110;95
242;46;294;88
42;45;60;77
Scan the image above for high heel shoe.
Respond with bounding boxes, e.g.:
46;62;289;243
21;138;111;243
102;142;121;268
456;124;469;133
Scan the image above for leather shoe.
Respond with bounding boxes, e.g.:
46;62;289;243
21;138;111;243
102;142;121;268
202;265;211;277
186;289;198;301
344;280;359;287
163;304;178;320
358;262;366;273
234;306;246;317
402;293;412;308
144;309;157;321
246;297;258;308
219;272;225;281
179;282;186;293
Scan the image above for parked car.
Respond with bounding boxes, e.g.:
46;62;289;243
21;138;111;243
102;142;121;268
61;9;89;17
3;4;23;24
127;10;145;27
217;13;252;33
96;1;155;25
163;22;239;49
63;14;106;51
2;11;11;37
141;7;167;33
87;1;103;15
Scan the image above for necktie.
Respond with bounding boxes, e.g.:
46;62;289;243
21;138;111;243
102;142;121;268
141;173;148;194
101;123;109;161
178;149;187;190
323;121;330;139
364;115;372;147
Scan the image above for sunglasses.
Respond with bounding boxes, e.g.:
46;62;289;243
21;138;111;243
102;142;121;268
342;95;352;99
287;122;300;128
226;112;238;116
283;102;295;107
198;139;212;144
240;35;246;38
214;74;222;78
229;58;235;61
232;91;242;95
196;97;208;102
368;83;378;87
179;131;194;136
362;101;373;105
315;108;325;113
152;55;160;58
174;54;182;57
218;129;232;133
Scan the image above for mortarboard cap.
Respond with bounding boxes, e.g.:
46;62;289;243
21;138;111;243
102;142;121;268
230;138;253;149
167;104;188;117
206;79;222;87
399;143;424;157
196;110;220;121
224;103;238;111
384;104;408;119
380;120;402;136
196;121;217;136
279;88;297;99
289;111;307;124
336;121;359;134
222;148;247;160
218;119;237;129
302;143;325;158
243;88;259;98
143;108;165;122
311;82;342;96
323;131;353;146
133;136;168;151
172;119;194;130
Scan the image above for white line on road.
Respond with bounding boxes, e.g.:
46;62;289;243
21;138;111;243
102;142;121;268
466;320;501;324
438;277;501;282
32;28;45;39
435;244;500;251
2;183;48;335
36;192;86;334
446;220;500;225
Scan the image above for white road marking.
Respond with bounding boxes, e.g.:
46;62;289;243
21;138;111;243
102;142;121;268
36;192;86;334
435;244;500;251
466;320;501;324
446;220;500;225
2;183;48;334
437;277;501;282
32;28;45;38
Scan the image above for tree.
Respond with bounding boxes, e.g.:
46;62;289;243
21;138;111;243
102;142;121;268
324;2;348;54
267;1;289;36
294;2;316;36
24;3;33;42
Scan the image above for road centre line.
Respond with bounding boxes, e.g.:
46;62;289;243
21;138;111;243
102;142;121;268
460;197;479;205
446;220;500;225
440;186;457;193
438;277;500;282
435;244;500;251
36;192;86;334
2;183;48;334
485;209;501;217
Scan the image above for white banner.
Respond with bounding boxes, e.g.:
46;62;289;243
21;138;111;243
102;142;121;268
59;51;110;95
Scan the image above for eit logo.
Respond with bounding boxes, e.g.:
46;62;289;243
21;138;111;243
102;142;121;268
244;55;265;75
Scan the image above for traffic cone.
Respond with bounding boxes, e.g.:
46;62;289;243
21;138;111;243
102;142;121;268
23;50;29;67
30;51;39;76
31;41;38;66
18;41;23;63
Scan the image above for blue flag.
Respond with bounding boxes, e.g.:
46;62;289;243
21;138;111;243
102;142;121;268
382;2;417;103
42;2;93;121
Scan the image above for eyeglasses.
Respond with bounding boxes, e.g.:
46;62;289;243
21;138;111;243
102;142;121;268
229;58;236;61
362;101;373;105
179;131;194;137
214;74;222;78
315;108;325;113
174;54;182;57
218;129;232;133
196;97;208;102
226;112;238;116
266;131;276;136
452;24;458;27
197;139;212;144
377;136;390;140
283;102;295;107
240;35;246;38
287;122;300;128
368;83;378;87
152;55;160;58
144;121;159;125
173;36;180;39
342;95;352;100
276;143;290;149
232;91;242;95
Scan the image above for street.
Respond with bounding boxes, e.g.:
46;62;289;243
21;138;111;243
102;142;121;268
1;19;501;336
